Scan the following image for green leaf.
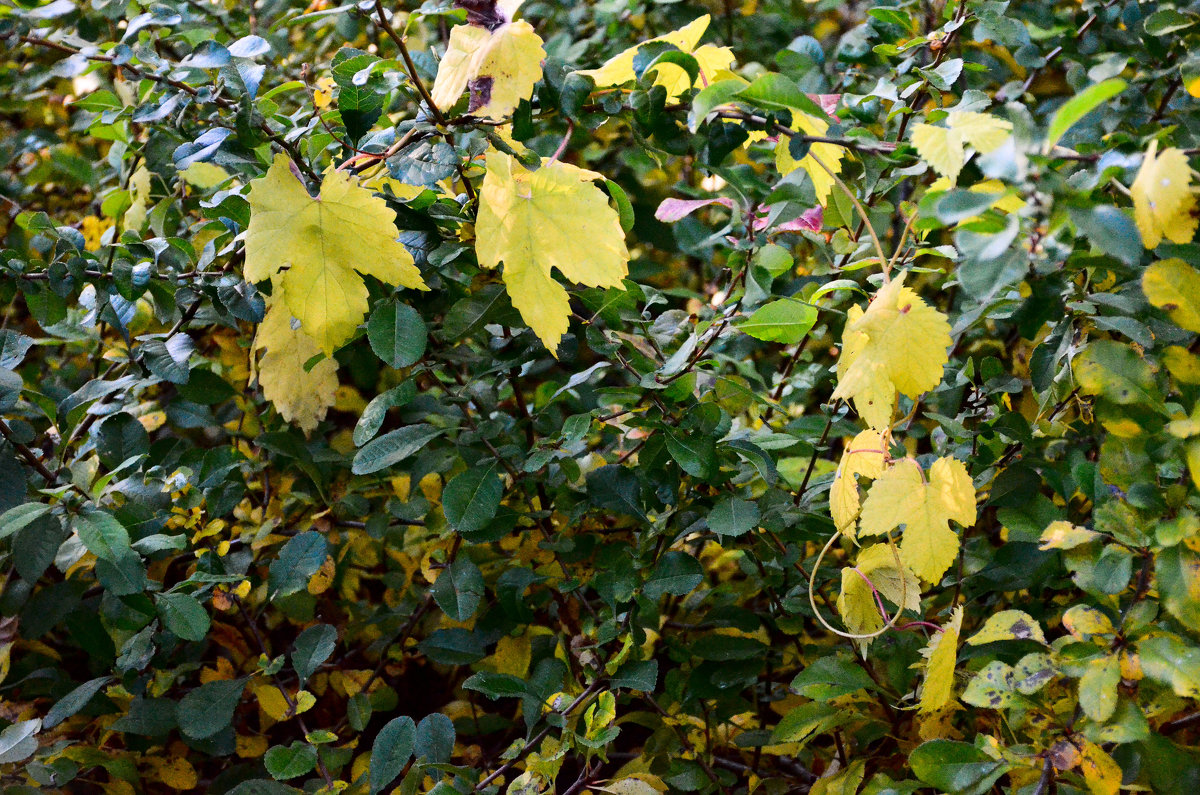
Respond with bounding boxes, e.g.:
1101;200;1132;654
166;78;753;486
737;298;818;344
1145;8;1197;35
1070;206;1142;266
643;550;704;599
708;496;759;537
269;531;328;598
265;742;317;780
934;190;1003;225
432;558;485;621
664;428;716;479
789;656;875;700
0;720;40;765
415;713;455;763
178;678;245;740
736;72;828;118
0;502;52;541
689;78;747;132
156;592;211;642
367;300;427;369
292;624;337;684
442;465;503;535
43;676;111;728
370;715;416;794
1046;79;1126;150
352;423;445;475
73;509;132;563
909;740;1010;795
1157;545;1200;626
462;671;530;699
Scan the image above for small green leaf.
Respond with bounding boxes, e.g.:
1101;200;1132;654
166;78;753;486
442;465;503;535
1046;79;1126;150
264;742;317;781
708;496;759;537
156;592;211;642
737;298;818;344
367;300;427;369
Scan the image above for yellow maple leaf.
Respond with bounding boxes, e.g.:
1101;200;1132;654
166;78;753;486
837;543;921;637
829;429;886;535
475;149;629;355
858;457;975;584
430;3;546;121
1131;142;1197;249
831;273;952;430
911;111;1012;185
253;295;338;433
776;112;846;206
576;15;734;99
244;154;427;354
918;605;962;713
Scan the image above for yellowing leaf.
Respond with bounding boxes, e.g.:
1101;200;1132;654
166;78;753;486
476;149;629;355
965;610;1047;645
809;759;866;795
1079;741;1122;795
312;75;336;109
245;154;427;354
837;543;921;637
1039;520;1100;550
912;111;1013;185
1143;258;1200;332
124;165;152;230
576;15;734;99
308;556;336;595
430;7;546;121
919;606;962;713
180;161;231;189
1131;142;1197;249
830;429;885;535
832;273;952;430
776;112;846;206
254;682;291;721
147;757;198;791
859;457;975;584
236;733;270;758
253;296;338;433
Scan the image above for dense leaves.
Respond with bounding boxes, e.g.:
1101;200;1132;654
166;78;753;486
2;0;1200;794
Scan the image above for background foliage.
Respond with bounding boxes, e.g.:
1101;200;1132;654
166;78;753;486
2;0;1200;794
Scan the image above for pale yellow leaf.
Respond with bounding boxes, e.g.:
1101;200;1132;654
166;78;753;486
776;112;846;206
859;457;975;584
1143;258;1200;332
245;154;427;354
830;429;885;535
832;273;952;430
476;149;629;355
1039;520;1100;550
919;606;962;713
912;123;965;185
912;112;1011;185
949;111;1012;154
576;15;732;99
1131;141;1197;249
253;296;338;433
431;19;546;120
837;542;921;637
